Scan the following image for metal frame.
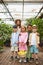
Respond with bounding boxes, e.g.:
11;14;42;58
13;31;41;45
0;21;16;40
0;0;43;21
0;0;43;3
1;0;14;21
35;6;43;18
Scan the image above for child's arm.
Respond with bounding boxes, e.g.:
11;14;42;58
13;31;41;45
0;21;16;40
36;32;40;36
29;33;32;46
10;33;13;46
24;33;28;44
37;35;40;48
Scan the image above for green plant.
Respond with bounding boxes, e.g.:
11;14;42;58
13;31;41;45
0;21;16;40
0;22;13;46
26;18;43;40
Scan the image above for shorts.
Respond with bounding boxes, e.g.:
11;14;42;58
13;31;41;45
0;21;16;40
30;45;39;54
11;46;18;52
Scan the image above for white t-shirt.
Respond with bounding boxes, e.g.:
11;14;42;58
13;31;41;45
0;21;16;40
31;33;37;45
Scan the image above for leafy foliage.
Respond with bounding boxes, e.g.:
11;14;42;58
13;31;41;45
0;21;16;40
26;18;43;40
0;22;13;46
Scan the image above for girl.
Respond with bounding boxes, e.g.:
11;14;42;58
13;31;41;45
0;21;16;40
15;19;21;33
18;26;28;62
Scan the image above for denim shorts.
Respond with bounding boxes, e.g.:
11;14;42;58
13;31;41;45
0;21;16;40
30;45;39;53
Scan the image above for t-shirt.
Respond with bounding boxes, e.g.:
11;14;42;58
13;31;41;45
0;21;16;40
31;33;37;45
11;32;19;46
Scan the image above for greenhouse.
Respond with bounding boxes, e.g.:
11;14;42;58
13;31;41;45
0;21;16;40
0;0;43;65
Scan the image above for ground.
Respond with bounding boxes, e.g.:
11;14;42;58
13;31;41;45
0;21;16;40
0;47;43;65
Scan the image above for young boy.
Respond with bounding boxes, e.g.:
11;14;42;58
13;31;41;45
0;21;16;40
10;25;19;60
26;24;32;62
29;25;40;64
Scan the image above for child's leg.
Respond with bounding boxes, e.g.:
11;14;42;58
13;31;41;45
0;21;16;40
14;46;18;59
11;51;14;56
10;47;14;60
19;56;22;62
23;51;27;62
34;46;39;59
32;53;38;60
32;46;39;64
23;57;27;62
11;47;14;57
29;46;35;62
14;51;18;58
29;46;32;59
34;53;38;59
32;53;34;59
34;53;39;64
26;46;32;59
30;46;34;59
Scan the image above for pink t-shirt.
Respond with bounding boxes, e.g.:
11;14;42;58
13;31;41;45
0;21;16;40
19;32;28;51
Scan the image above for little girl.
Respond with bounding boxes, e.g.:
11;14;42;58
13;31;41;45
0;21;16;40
18;26;28;62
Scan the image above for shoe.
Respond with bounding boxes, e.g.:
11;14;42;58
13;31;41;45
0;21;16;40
17;56;19;59
36;61;39;65
10;56;14;60
23;59;27;62
29;58;34;63
19;59;22;63
35;59;39;65
26;58;29;62
15;56;17;59
15;56;18;60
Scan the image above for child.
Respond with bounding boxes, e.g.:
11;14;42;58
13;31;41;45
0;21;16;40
26;24;32;62
18;26;28;62
29;25;40;64
10;25;19;60
15;19;21;33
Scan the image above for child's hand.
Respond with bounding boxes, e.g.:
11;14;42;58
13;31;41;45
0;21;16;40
16;42;18;44
29;43;31;46
36;44;39;48
19;42;25;46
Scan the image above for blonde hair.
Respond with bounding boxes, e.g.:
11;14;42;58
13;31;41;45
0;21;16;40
21;26;26;32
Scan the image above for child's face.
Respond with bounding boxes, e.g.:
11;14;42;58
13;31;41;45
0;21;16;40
17;21;20;26
32;28;37;33
27;26;32;32
21;26;26;32
13;28;17;32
